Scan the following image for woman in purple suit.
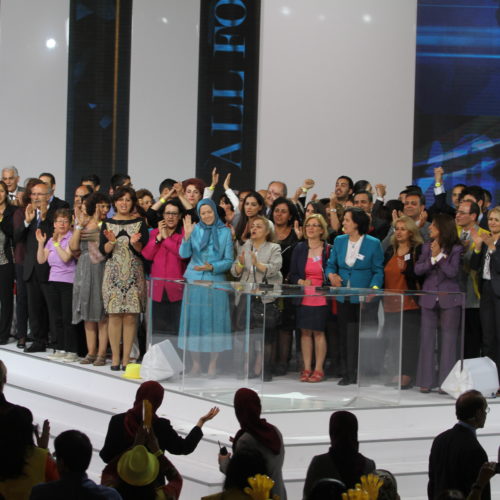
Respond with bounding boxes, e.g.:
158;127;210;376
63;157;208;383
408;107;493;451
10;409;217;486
414;214;464;393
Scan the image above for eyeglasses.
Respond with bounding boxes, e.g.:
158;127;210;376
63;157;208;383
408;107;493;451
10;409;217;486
164;212;179;217
304;224;322;228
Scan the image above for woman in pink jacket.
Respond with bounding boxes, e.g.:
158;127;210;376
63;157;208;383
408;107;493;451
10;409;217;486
142;198;187;336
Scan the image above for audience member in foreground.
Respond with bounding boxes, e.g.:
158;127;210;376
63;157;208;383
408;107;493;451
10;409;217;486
219;388;287;500
202;449;269;500
428;390;491;499
30;430;121;499
111;428;183;500
303;410;376;499
0;406;57;500
0;360;13;413
305;478;346;500
100;380;219;464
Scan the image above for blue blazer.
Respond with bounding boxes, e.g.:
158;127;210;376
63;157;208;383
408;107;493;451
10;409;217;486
324;234;384;292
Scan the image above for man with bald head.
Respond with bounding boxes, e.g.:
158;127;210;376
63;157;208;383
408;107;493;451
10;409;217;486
428;390;491;499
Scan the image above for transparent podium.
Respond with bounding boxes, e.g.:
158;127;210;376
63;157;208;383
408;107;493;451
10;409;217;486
146;279;465;412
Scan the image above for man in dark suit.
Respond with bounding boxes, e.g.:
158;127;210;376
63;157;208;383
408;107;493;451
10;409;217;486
13;179;69;352
39;172;69;211
428;390;491;499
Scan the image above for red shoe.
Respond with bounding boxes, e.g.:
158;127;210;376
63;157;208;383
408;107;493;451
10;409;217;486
308;370;325;383
299;370;312;382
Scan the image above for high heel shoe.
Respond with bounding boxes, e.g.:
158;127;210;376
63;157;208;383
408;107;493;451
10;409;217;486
110;365;121;371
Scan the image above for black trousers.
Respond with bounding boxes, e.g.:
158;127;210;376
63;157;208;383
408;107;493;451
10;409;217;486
0;263;14;341
25;273;49;344
15;263;29;338
44;281;78;353
337;300;360;381
464;307;482;359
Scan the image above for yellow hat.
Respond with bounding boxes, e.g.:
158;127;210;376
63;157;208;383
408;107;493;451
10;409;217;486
122;363;141;379
117;445;159;486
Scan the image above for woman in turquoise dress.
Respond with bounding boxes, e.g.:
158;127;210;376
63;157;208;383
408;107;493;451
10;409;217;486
178;199;233;377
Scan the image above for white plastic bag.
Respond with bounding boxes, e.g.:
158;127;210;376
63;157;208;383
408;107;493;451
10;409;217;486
140;340;184;381
441;357;499;399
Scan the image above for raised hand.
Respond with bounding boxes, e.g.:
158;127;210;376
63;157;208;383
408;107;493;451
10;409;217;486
310;193;318;202
25;203;36;223
34;419;50;449
417;209;428;228
103;229;117;243
173;182;184;196
470;227;483;250
197;406;220;427
430;239;440;258
250;250;258;266
39;200;48;221
223;173;232;191
183;214;195;239
375;184;386;198
481;232;497;252
211;167;219;188
303;178;315;190
293;220;303;240
35;228;46;244
434;166;444;184
238;250;245;267
130;233;141;245
158;219;167;240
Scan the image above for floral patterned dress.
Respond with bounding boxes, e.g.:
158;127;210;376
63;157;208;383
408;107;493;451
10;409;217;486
99;218;149;314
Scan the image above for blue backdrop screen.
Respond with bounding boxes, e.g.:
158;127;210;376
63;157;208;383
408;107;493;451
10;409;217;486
413;0;500;206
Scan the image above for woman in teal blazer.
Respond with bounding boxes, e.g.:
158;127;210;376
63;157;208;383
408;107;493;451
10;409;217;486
325;208;384;385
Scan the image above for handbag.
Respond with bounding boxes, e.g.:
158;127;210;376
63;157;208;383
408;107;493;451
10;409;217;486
250;268;281;329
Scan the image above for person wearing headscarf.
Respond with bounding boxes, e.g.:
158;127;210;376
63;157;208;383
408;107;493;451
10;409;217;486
302;411;376;499
177;199;234;377
100;381;219;464
219;388;287;500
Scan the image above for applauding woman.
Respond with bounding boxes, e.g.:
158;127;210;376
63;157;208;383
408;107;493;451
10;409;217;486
231;216;282;380
383;216;423;389
289;214;331;383
325;208;384;386
142;198;187;336
36;208;79;361
99;186;149;371
178;199;233;377
414;213;463;393
70;193;109;366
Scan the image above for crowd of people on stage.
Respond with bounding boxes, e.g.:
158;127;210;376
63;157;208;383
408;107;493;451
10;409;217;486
1;164;500;394
0;359;497;499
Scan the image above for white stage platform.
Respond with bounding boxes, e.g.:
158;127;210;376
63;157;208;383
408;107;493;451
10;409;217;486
1;343;499;500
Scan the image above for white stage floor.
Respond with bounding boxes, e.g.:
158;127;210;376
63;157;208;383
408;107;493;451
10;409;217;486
1;342;499;499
